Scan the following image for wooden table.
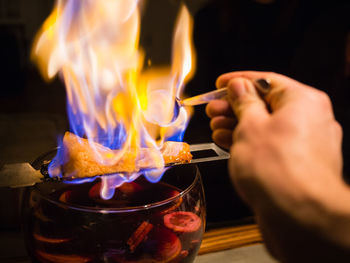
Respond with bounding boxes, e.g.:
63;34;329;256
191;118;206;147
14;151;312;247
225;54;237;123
196;224;278;263
199;224;263;255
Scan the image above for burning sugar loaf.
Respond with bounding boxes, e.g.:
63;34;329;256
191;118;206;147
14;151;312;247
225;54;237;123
31;0;197;195
49;132;192;179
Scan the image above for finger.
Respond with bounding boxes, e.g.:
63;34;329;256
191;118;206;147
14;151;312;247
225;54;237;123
212;129;232;149
216;71;301;90
227;77;269;121
210;116;236;131
206;99;234;118
216;71;312;112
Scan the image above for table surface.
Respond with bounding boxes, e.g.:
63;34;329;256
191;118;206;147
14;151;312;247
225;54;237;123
195;244;277;263
195;224;277;262
0;224;277;263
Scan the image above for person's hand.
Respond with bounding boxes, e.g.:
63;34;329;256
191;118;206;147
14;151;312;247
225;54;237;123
206;71;350;262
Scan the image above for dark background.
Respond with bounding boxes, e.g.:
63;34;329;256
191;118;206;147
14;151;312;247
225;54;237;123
1;0;350;259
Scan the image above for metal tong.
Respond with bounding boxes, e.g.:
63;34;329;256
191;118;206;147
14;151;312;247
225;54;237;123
0;143;230;188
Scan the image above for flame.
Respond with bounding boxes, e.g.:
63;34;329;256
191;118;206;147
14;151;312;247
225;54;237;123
32;0;196;199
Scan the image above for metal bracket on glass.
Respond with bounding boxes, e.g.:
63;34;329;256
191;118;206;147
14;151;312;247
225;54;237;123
189;143;230;164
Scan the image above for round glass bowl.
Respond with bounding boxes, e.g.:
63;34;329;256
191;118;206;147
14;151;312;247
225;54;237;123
22;151;206;263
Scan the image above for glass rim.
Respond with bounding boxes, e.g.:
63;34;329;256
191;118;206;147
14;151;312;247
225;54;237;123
33;164;201;213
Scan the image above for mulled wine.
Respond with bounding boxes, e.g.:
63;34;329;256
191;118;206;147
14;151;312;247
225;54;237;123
22;164;205;263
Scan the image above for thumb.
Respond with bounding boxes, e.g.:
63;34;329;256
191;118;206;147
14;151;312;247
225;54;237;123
227;77;269;121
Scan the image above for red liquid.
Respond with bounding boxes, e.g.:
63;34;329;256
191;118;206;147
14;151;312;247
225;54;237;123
23;177;205;263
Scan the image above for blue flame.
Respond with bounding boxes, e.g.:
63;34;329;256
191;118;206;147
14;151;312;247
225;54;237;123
165;131;184;142
64;176;99;184
144;168;168;183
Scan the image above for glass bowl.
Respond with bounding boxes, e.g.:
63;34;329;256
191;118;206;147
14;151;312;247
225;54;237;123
22;150;206;263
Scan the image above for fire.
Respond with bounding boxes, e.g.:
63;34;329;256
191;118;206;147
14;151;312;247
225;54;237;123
31;0;196;199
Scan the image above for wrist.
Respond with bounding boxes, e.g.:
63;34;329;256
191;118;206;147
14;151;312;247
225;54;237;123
271;169;350;247
319;180;350;248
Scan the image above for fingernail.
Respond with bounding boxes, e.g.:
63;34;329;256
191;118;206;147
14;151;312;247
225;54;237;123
254;78;271;95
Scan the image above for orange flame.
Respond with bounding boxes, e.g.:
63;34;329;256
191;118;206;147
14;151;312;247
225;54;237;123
32;0;196;197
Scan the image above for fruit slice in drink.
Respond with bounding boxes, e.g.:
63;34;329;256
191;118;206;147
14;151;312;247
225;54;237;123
164;211;201;233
